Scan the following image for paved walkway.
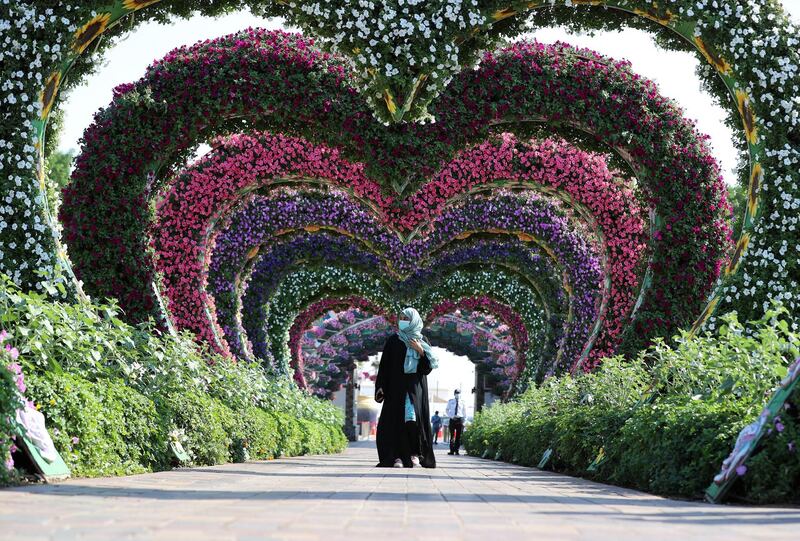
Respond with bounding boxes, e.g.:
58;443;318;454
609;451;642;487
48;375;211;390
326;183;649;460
1;441;798;540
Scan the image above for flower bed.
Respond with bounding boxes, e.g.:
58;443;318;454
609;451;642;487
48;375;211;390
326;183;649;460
1;332;25;485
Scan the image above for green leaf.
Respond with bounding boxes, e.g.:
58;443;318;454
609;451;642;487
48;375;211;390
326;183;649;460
716;376;735;396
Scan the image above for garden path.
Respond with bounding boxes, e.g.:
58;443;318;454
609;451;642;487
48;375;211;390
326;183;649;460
1;441;798;540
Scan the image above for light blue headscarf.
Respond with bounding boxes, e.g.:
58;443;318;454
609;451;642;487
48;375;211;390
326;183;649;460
397;307;438;374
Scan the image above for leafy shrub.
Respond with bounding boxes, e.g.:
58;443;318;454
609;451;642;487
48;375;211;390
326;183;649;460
604;399;751;496
299;418;348;455
156;391;233;466
466;306;800;503
24;371;169;477
233;407;280;461
0;276;346;480
327;423;348;453
737;401;800;503
0;275;342;422
273;413;304;458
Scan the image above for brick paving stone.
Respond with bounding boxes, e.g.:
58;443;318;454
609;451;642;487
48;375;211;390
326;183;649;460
0;441;798;540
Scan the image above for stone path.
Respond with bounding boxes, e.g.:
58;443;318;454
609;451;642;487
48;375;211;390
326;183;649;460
1;441;798;540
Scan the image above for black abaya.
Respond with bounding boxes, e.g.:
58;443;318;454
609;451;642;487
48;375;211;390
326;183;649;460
374;334;436;468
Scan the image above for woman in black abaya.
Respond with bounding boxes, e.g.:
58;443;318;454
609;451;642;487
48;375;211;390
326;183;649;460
374;307;438;468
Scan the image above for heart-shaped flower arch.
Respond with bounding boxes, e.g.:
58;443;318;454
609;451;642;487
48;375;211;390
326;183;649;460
229;236;560;381
202;187;592;374
298;307;522;399
264;263;549;379
59;30;730;357
5;2;797;371
289;297;385;388
285;293;532;391
236;235;561;371
167;132;645;369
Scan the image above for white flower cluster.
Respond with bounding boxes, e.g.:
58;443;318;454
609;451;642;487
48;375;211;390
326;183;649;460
289;0;485;117
669;0;800;321
0;2;79;294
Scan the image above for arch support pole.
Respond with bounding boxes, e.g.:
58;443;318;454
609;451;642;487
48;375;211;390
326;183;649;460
344;366;358;442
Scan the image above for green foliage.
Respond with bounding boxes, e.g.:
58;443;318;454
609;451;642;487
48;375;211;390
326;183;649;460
0;274;343;421
0;276;346;480
157;391;233;466
272;412;304;458
24;370;169;477
465;307;800;503
738;403;800;503
645;307;798;404
45;149;75;191
606;399;750;496
727;182;747;240
232;407;280;461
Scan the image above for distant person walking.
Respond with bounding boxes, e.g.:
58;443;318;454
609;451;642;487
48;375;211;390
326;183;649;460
431;411;442;444
446;390;466;455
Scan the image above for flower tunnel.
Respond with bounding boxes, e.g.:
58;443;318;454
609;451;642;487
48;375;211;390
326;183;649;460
47;28;739;395
3;0;800;500
4;1;797;369
294;306;522;399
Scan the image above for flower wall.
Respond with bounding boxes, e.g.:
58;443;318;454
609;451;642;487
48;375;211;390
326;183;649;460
200;186;599;376
56;30;729;352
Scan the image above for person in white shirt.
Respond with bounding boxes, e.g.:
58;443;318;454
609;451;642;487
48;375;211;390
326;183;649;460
445;389;466;455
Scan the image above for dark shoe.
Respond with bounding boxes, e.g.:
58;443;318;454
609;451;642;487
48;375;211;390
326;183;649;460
447;451;455;455
455;451;460;455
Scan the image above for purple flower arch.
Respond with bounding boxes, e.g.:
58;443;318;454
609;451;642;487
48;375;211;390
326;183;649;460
237;235;567;364
206;187;600;372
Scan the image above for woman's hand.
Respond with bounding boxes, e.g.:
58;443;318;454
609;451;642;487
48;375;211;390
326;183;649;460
409;340;424;356
375;388;384;403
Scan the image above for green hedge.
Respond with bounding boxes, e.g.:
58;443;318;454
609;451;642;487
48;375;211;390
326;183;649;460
465;306;800;504
24;371;169;477
0;276;346;482
605;399;750;496
21;372;347;477
233;406;280;461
